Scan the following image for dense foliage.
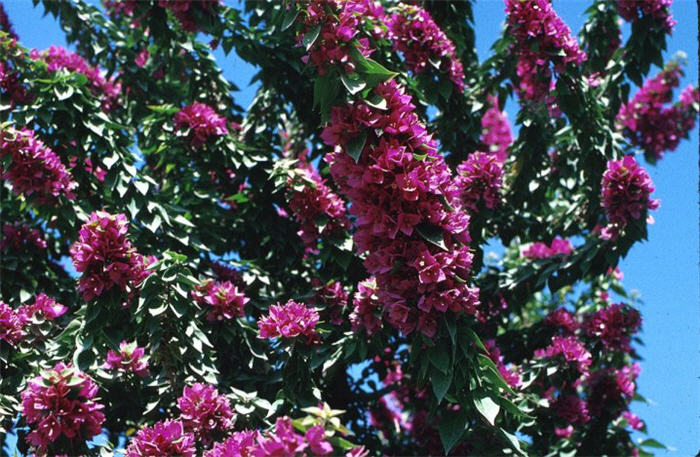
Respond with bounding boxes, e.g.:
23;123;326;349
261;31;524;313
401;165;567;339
0;0;697;456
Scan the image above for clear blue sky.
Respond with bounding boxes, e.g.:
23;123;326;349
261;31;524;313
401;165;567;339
4;0;698;455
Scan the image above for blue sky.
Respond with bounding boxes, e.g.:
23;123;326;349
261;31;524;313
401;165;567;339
4;0;698;455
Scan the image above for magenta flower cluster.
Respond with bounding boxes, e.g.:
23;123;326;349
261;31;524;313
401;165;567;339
1;222;47;251
386;4;466;92
480;95;513;163
349;277;383;336
616;62;698;159
583;303;641;352
299;0;374;75
553;394;590;425
286;159;350;252
192;279;249;322
23;293;68;322
0;59;33;107
321;79;478;337
0;128;76;205
177;383;235;444
32;46;121;110
0;294;67;346
257;299;320;343
70;211;153;301
125;420;196;457
523;237;573;260
313;279;349;325
20;362;105;453
174;102;229;147
616;0;675;31
104;340;150;377
455;152;503;212
0;301;26;346
158;0;221;33
205;416;335;457
544;308;579;334
505;0;586;102
600;156;659;239
535;335;592;375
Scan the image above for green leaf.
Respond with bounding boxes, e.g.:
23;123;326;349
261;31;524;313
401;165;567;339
473;389;500;425
499;428;526;456
428;346;450;373
431;368;452;404
349;47;397;89
439;408;469;454
345;132;367;163
281;8;299;31
302;24;321;51
640;439;666;449
340;73;367;96
415;223;447;251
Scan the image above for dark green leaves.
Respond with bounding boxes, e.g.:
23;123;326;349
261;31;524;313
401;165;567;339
472;389;500;425
340;73;367;96
439;408;469;454
415;223;448;251
431;368;452;404
349;47;397;90
302;25;321;51
345;131;366;163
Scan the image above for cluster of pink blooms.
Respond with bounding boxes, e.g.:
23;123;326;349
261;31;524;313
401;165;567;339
480;95;513;163
0;59;32;106
505;0;586;102
454;97;511;213
31;46;120;110
586;363;640;417
583;303;641;352
386;4;465;92
0;301;26;346
125;420;196;457
600;156;659;239
320;78;479;337
20;362;105;453
616;0;676;31
104;340;150;377
535;335;592;375
544;308;580;334
349;277;383;336
286;158;350;252
159;0;221;32
257;299;320;343
0;294;67;346
1;222;47;251
455;152;503;212
0;128;76;205
616;62;698;159
298;0;374;75
206;416;338;457
103;0;220;32
313;279;349;325
174;102;228;147
70;211;153;301
553;394;590;425
484;339;521;388
0;1;18;40
177;383;234;444
23;293;68;322
523;237;573;260
192;279;249;321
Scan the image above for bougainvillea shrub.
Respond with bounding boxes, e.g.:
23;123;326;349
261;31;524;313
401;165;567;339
0;0;697;455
